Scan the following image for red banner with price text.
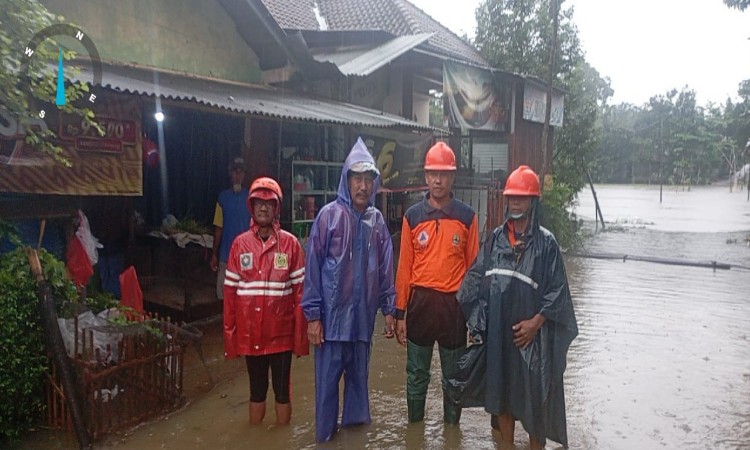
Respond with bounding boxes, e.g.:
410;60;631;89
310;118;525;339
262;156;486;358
0;92;142;195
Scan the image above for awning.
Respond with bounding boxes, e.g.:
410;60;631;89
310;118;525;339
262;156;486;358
91;64;435;131
310;33;433;76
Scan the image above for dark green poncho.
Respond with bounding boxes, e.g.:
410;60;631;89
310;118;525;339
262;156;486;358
452;208;578;447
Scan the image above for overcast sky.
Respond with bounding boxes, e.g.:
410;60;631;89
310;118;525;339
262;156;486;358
409;0;750;106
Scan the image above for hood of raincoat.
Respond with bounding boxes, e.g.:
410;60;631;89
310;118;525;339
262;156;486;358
337;137;381;209
301;138;395;343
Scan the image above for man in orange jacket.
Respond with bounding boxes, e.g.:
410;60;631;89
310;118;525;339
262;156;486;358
223;177;308;426
395;142;479;424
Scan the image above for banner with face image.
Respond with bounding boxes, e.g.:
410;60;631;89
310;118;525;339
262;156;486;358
443;61;512;132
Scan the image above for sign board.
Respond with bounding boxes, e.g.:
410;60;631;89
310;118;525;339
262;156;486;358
522;81;564;127
443;61;512;132
359;127;432;191
0;93;143;195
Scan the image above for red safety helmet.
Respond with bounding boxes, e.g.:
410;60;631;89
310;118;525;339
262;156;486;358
504;165;540;197
248;177;283;210
424;142;457;171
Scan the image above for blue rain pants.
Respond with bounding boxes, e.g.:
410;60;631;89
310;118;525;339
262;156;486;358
314;341;372;442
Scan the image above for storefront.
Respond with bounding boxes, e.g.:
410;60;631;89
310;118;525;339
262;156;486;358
1;64;435;316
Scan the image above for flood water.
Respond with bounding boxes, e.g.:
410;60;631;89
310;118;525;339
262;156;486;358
27;185;750;450
566;184;750;450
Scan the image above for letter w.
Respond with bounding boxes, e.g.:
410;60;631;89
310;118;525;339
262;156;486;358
24;47;34;57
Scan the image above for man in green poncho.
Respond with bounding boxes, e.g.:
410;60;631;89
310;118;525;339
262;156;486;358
456;165;578;449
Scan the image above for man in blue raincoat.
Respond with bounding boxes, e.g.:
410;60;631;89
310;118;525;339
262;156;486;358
456;165;578;449
302;137;396;443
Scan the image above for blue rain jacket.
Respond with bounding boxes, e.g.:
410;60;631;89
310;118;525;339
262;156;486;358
301;138;396;342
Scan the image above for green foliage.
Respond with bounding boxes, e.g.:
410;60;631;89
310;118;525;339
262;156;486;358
84;291;118;314
173;217;211;235
428;92;445;128
0;246;76;444
475;0;584;79
0;219;23;248
0;0;100;165
594;85;750;185
539;180;581;250
475;0;611;233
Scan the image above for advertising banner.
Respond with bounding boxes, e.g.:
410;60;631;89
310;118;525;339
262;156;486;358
359;127;433;191
443;61;511;131
0;92;142;195
522;81;564;127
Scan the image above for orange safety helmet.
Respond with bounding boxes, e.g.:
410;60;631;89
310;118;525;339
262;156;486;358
503;165;540;197
424;141;457;171
248;177;283;209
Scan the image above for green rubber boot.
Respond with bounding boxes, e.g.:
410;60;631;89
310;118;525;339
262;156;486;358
407;340;433;423
439;345;464;424
407;398;426;424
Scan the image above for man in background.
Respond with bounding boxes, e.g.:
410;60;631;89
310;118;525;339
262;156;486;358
83;196;134;299
211;157;250;301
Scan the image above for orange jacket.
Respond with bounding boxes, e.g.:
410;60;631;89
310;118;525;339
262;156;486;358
395;195;479;317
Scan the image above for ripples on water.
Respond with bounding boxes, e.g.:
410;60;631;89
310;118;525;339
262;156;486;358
95;185;749;450
566;185;750;450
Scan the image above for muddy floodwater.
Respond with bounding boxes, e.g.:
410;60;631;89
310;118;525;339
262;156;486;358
23;185;750;449
566;184;750;450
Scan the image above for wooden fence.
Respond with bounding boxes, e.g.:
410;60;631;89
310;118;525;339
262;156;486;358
46;315;186;439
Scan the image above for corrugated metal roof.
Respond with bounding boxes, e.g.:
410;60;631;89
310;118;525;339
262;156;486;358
260;0;488;67
92;64;434;130
311;33;433;76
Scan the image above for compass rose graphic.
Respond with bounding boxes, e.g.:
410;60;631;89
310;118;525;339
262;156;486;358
19;23;102;118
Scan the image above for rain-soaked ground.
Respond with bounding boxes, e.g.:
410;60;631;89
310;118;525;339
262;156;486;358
19;184;750;449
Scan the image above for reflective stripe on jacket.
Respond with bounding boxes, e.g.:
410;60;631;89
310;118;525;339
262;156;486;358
223;221;308;358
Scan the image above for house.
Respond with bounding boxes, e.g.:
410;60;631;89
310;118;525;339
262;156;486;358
0;0;563;313
254;0;564;229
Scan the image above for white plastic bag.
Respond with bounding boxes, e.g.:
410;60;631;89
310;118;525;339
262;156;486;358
75;209;102;265
57;308;123;364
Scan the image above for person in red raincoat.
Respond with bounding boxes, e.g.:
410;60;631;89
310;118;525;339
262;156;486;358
223;176;309;425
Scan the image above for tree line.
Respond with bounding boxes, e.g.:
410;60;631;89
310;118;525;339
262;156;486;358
474;0;750;190
594;86;750;186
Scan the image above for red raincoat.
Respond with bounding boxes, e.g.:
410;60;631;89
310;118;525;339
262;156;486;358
223;221;308;358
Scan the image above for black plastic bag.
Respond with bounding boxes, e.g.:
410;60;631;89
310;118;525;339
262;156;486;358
445;341;486;408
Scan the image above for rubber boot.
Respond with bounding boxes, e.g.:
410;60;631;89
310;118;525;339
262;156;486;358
443;396;462;424
249;401;265;425
407;398;426;424
275;401;291;425
406;340;433;423
439;346;464;424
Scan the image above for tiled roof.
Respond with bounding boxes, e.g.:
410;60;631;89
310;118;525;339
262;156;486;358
260;0;488;67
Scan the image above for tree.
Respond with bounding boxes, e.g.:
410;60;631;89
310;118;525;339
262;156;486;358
475;0;612;245
724;0;750;11
595;83;750;188
0;0;98;165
